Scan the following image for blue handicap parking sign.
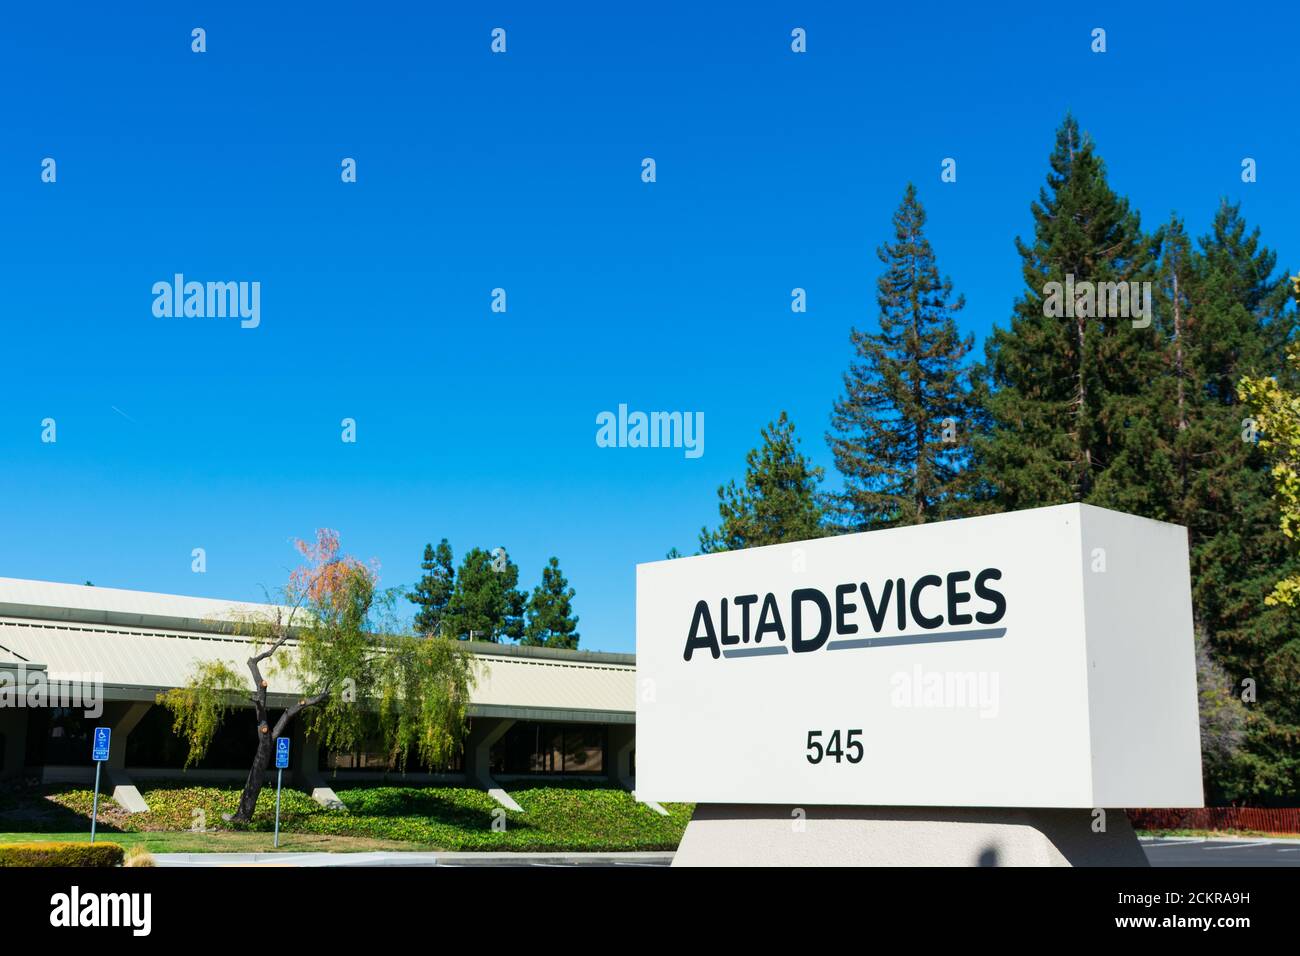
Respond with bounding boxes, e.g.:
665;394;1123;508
92;727;111;762
275;736;291;769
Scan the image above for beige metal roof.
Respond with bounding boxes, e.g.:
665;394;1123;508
0;618;634;718
0;578;636;720
0;642;34;667
0;619;294;693
471;655;635;716
0;576;278;634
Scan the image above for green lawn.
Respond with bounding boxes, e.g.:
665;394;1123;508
1138;828;1300;840
0;830;425;854
0;781;692;853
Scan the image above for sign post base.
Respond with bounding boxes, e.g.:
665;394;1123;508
672;805;1148;867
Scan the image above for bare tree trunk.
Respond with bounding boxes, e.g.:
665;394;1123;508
1174;272;1186;431
1173;270;1189;501
235;726;274;822
229;585;328;824
233;668;330;823
1076;308;1090;499
911;260;925;524
233;632;281;824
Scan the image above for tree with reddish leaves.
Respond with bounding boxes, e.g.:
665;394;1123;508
159;529;475;823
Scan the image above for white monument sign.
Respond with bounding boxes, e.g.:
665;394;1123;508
636;504;1203;809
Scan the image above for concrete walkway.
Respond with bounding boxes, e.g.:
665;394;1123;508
154;838;1300;867
154;850;674;867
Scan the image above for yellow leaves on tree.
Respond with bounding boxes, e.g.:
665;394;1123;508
1238;274;1300;607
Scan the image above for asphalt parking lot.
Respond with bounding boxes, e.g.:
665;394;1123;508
1141;837;1300;867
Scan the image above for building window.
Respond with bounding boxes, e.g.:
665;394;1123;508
125;705;279;770
490;722;606;775
318;715;463;772
44;708;92;765
320;743;464;773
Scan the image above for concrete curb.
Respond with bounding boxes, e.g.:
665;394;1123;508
1140;834;1300;844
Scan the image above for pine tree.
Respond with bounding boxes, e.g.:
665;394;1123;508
523;557;580;649
1175;206;1299;801
1157;215;1197;495
966;120;1300;799
1239;275;1300;608
408;539;455;636
826;183;979;530
444;547;526;642
973;115;1166;514
1158;204;1280;549
1232;282;1300;801
699;412;825;553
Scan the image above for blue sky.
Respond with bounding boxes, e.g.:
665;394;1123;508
1;2;1295;653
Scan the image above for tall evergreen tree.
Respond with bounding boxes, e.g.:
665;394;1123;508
1157;214;1197;494
1151;214;1253;794
1239;275;1300;609
408;539;455;636
1235;279;1300;799
968;119;1300;799
699;411;825;553
1171;204;1299;801
1157;204;1285;548
444;547;526;642
523;557;580;649
973;115;1167;514
827;183;980;530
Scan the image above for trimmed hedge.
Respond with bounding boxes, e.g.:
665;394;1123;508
0;841;124;867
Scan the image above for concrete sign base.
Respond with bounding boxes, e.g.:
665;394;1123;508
672;804;1149;867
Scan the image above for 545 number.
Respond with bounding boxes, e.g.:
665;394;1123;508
806;729;863;765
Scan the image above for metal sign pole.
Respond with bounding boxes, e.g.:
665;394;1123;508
90;759;102;844
89;726;111;845
274;767;283;848
272;736;290;849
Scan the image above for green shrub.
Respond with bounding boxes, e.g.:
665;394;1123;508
0;841;124;867
21;781;693;852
